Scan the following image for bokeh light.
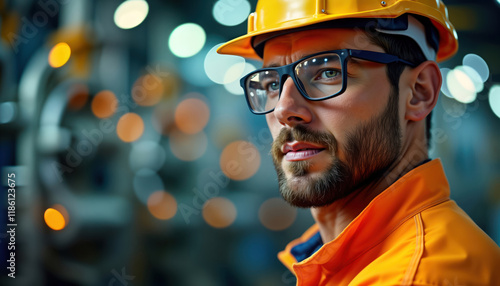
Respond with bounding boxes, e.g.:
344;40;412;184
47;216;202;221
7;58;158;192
439;68;453;98
117;112;144;142
463;53;489;83
169;23;206;58
132;74;164;106
212;0;251;26
258;198;297;231
52;204;70;225
224;62;256;95
169;130;208;161
202;197;237;228
489;85;500;118
134;169;164;204
48;42;71;68
220;141;261;181
129;140;166;171
114;0;149;30
91;90;118;118
147;190;177;220
44;207;66;231
446;67;477;104
174;95;210;134
442;54;491;104
204;43;246;84
456;65;484;93
68;84;89;111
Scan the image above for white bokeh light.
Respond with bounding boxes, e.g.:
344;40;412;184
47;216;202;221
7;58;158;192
489;84;500;118
169;23;206;58
213;0;251;26
440;68;453;98
224;62;256;95
204;43;246;84
114;0;149;30
463;53;489;83
456;65;484;93
446;67;477;104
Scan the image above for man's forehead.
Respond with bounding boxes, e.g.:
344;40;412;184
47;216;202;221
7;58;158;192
261;28;374;62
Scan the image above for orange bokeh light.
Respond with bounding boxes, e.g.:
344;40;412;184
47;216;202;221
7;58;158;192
220;141;261;181
51;204;70;224
259;198;297;231
44;207;66;231
147;191;177;220
202;197;237;229
117;112;144;142
49;42;71;68
91;90;118;118
132;74;164;106
174;96;210;134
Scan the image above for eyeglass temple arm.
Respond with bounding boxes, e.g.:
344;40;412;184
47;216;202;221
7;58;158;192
348;49;417;67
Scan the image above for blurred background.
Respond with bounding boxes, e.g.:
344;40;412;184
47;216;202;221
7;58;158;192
0;0;499;285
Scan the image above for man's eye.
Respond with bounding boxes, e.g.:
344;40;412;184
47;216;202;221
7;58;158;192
266;81;280;92
320;69;340;79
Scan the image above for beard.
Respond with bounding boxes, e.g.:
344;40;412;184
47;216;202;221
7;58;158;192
270;90;402;208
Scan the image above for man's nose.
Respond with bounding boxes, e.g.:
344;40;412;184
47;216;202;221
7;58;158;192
273;77;312;127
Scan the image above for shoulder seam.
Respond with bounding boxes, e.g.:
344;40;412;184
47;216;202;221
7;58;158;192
401;213;425;285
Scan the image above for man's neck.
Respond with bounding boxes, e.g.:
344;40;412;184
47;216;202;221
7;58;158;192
310;175;388;243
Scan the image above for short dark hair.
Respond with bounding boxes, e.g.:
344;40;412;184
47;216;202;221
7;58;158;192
365;24;433;148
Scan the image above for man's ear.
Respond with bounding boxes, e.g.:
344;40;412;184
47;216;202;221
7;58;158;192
405;61;442;122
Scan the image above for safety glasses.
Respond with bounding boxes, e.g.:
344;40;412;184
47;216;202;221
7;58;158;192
240;49;416;114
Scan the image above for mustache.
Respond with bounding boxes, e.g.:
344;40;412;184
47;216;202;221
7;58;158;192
270;125;338;159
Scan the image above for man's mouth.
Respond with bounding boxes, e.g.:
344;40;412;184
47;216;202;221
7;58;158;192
282;141;326;161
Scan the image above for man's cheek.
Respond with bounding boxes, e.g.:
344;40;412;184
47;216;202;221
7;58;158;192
271;126;280;139
265;114;274;129
265;115;281;136
330;137;347;163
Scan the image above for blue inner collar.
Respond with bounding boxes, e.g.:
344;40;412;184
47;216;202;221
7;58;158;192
290;231;323;262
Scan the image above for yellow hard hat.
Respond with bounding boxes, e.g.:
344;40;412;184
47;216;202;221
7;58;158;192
217;0;458;62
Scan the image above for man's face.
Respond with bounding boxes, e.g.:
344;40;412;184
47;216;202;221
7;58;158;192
263;29;404;208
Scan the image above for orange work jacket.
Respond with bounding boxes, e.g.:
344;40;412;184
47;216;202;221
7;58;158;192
278;159;500;285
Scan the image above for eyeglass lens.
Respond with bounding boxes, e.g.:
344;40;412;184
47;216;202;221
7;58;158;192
245;53;343;113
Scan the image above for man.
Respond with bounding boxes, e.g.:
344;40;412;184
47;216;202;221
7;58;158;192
218;0;500;285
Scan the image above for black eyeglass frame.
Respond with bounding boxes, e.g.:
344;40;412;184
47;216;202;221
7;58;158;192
239;49;417;115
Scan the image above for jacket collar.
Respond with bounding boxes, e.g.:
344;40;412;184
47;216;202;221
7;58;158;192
279;159;450;274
